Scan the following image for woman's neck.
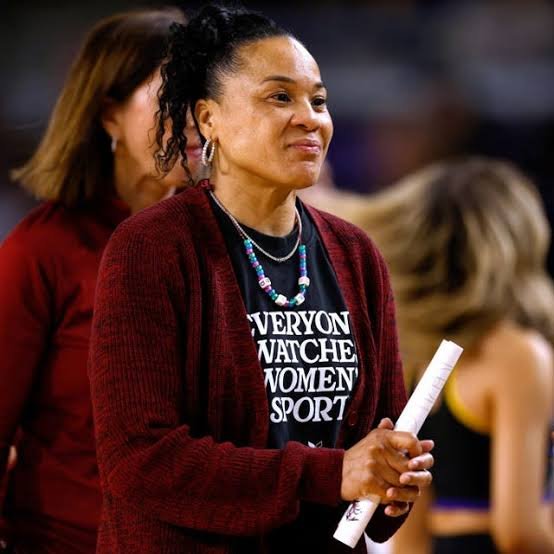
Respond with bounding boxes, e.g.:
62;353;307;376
210;172;297;237
114;158;173;215
114;155;143;214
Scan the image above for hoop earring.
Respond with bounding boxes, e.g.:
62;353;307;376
111;137;118;153
201;139;216;167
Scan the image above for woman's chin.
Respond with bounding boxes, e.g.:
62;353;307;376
287;169;321;190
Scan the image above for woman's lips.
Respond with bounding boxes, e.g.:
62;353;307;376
288;140;322;154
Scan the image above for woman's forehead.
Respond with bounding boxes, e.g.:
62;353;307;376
237;36;321;84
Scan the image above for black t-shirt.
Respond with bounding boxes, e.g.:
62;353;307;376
210;194;359;449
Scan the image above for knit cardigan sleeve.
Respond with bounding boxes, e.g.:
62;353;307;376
89;221;344;537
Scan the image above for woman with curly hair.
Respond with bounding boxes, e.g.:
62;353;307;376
88;3;436;553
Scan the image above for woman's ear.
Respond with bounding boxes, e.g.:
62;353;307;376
101;98;122;142
195;98;219;141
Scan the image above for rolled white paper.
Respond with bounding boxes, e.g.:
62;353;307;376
333;339;463;548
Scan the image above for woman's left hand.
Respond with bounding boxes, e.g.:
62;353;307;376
376;418;434;517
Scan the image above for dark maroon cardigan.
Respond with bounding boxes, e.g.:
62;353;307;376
89;185;408;553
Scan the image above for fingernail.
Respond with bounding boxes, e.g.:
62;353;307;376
400;474;410;484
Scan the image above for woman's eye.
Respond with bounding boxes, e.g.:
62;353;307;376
312;96;327;108
272;92;291;102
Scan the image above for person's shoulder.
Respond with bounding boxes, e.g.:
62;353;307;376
109;187;204;252
0;201;77;284
306;203;388;278
481;322;553;390
307;203;364;233
1;201;72;254
306;203;376;250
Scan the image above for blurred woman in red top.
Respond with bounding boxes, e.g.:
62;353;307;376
0;8;199;553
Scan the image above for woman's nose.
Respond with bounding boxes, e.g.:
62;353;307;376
291;100;320;131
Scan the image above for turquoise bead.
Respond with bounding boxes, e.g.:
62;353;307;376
242;241;309;309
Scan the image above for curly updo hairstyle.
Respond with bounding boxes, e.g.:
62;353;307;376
156;3;291;184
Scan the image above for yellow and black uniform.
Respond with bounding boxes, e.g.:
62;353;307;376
420;371;554;554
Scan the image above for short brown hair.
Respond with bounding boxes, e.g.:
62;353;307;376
12;8;185;206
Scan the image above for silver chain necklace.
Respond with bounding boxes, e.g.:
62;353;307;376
209;190;302;263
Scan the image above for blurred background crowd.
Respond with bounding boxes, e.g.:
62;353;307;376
3;0;554;264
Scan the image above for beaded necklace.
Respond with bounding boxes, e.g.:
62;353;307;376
208;189;310;308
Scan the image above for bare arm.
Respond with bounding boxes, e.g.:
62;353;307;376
391;485;433;554
490;331;554;554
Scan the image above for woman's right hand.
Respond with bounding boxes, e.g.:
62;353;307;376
341;418;433;514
